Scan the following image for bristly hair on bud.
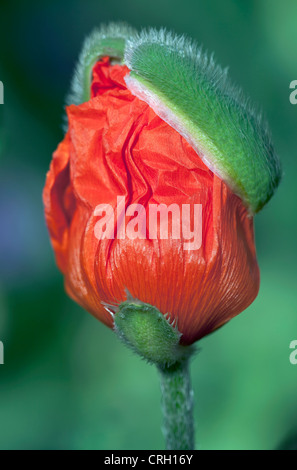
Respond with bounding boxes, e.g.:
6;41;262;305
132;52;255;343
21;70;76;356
66;22;137;108
65;23;281;213
113;298;195;368
124;27;282;214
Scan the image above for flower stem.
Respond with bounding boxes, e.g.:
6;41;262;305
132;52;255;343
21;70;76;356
158;359;195;450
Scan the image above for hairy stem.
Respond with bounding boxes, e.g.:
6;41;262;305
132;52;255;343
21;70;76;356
158;359;195;450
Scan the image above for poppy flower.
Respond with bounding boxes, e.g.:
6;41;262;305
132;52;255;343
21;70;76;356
43;24;281;346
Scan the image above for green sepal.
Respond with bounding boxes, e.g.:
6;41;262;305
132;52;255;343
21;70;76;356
66;22;137;107
124;29;282;213
113;300;194;368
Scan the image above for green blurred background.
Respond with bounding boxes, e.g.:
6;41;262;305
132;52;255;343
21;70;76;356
0;0;296;450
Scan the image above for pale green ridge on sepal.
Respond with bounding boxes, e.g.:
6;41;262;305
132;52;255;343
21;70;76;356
113;300;194;368
66;22;137;107
124;28;282;213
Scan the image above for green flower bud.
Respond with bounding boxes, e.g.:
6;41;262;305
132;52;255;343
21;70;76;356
113;300;194;368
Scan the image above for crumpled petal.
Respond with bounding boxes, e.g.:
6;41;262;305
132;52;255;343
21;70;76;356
43;57;260;344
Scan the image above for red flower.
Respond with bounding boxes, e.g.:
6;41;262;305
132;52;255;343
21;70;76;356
43;57;260;345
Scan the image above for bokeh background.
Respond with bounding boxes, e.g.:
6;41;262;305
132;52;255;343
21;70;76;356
0;0;296;450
